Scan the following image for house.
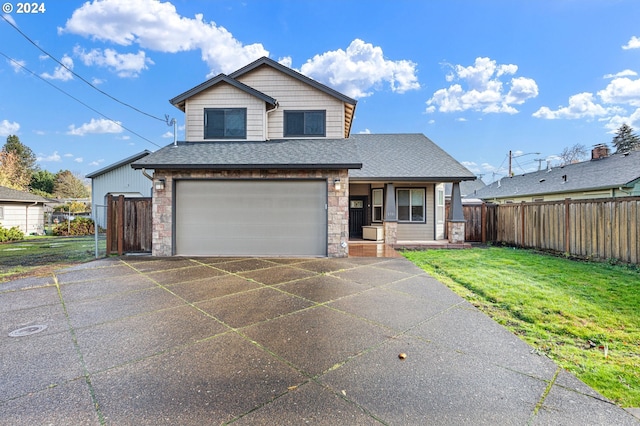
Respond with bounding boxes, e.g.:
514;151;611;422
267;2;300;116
0;185;50;235
132;57;475;257
86;150;153;226
475;146;640;204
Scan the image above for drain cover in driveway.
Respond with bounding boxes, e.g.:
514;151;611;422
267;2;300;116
8;324;48;337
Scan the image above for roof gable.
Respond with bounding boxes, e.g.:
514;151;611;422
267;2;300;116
170;74;278;112
228;57;357;106
86;150;152;178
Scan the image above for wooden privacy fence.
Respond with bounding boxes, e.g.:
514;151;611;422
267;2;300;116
471;197;640;264
106;195;152;255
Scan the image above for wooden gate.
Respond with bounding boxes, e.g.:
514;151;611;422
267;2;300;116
106;195;152;255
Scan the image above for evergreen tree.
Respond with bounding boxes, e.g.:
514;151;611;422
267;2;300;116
611;124;640;153
30;170;56;195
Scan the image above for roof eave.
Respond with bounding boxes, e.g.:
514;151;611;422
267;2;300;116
131;163;362;170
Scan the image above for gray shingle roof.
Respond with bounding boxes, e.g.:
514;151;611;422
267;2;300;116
86;150;151;178
349;134;476;181
0;185;50;203
132;134;475;181
475;149;640;200
131;139;362;170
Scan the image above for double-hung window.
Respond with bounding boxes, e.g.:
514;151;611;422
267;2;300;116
436;188;445;224
397;189;425;222
372;188;383;222
204;108;246;139
284;110;326;137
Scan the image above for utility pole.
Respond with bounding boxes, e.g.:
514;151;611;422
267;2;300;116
508;150;512;177
508;150;541;176
534;158;545;171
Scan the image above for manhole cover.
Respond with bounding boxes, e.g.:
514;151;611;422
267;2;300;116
8;324;48;337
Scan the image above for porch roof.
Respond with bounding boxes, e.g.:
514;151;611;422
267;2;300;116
349;134;476;182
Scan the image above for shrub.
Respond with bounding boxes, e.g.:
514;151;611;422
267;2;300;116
53;217;95;236
0;226;25;242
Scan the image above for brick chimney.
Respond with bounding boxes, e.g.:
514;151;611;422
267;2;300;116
591;144;610;160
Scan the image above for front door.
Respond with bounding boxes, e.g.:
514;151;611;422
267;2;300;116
349;196;367;239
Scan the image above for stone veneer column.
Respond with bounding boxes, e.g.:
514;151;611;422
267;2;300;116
327;171;349;257
152;172;173;256
447;221;465;244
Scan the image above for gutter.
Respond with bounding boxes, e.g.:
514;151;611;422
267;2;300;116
265;101;279;141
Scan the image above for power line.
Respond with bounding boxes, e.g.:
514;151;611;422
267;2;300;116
0;51;161;148
1;14;166;123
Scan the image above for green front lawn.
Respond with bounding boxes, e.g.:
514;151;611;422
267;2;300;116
0;235;105;282
403;247;640;407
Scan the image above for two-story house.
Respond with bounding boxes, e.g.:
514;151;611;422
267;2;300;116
132;57;475;257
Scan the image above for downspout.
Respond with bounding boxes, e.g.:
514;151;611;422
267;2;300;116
141;168;153;181
265;101;279;141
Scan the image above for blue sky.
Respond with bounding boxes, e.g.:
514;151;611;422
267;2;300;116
1;0;640;183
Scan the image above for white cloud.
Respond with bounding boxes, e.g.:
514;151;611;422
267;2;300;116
60;0;269;75
162;131;173;138
622;36;640;50
426;57;538;114
37;151;62;162
278;56;292;68
41;55;74;81
64;153;74;157
0;119;20;136
299;39;420;98
74;46;153;77
7;58;26;73
598;77;640;106
67;118;122;136
89;159;104;167
75;157;84;163
2;13;16;26
604;69;637;79
533;92;612;119
358;128;371;134
92;77;105;85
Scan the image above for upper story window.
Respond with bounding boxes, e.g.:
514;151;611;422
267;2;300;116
204;108;246;139
397;188;425;223
284;110;326;137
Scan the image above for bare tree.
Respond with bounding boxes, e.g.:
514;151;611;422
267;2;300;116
558;143;588;165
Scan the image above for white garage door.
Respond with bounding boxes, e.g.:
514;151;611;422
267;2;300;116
175;180;327;256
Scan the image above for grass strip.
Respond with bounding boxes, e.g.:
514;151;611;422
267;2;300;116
403;247;640;407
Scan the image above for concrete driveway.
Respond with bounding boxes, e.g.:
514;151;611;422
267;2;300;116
1;256;637;425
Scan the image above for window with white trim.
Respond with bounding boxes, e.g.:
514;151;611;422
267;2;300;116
0;206;3;220
204;108;246;139
436;188;445;224
372;188;383;222
397;188;425;222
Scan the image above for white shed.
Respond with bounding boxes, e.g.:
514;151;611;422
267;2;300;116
0;185;50;235
86;150;153;227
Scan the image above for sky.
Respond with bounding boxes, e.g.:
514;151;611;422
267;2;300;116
1;0;640;183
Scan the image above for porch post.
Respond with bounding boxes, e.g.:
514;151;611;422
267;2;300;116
383;183;397;244
447;181;466;243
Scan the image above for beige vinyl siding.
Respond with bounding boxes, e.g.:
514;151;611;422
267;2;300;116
236;67;345;139
396;184;435;241
185;83;265;141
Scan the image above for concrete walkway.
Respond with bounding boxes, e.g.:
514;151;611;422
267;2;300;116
1;256;637;425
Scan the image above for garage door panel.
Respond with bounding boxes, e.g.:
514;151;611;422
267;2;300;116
176;180;327;256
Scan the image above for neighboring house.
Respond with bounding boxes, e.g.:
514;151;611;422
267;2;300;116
475;146;640;203
86;150;153;226
132;57;475;257
0;185;50;235
445;179;485;203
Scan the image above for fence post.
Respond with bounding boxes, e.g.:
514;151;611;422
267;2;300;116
106;195;113;255
520;202;526;247
117;195;125;256
481;203;487;244
564;198;570;255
